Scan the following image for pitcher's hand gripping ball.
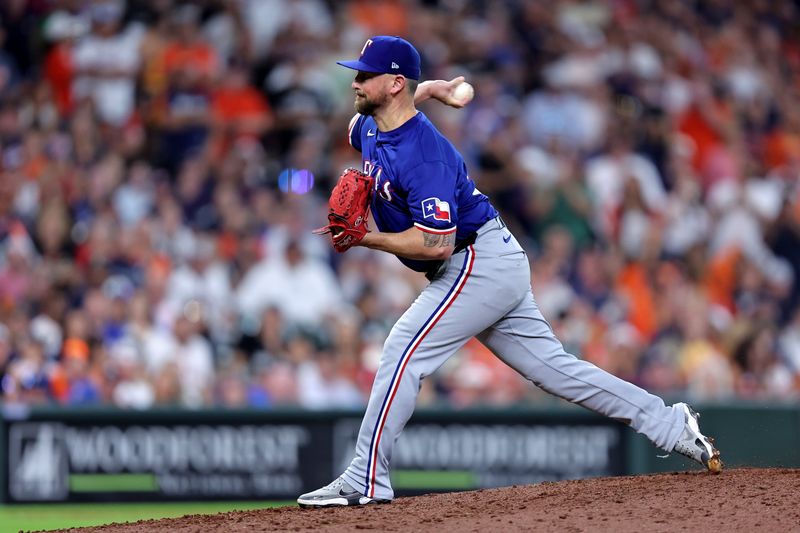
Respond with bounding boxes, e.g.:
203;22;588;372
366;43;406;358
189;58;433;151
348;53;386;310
313;167;375;252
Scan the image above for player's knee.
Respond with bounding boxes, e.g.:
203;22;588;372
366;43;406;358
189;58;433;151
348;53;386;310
381;331;413;364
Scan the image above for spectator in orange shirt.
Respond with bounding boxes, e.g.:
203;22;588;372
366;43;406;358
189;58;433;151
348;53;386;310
211;60;273;158
764;103;800;171
348;0;409;36
162;5;219;85
677;78;739;191
51;338;101;405
615;256;658;341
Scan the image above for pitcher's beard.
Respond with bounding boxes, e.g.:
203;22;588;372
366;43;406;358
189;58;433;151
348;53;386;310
354;94;384;116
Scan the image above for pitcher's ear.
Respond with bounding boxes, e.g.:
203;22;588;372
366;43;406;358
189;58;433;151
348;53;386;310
390;75;406;95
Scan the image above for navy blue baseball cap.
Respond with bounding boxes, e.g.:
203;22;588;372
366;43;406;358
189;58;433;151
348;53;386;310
337;36;421;80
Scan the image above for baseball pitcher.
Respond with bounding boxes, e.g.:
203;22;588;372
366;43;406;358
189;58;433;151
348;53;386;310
299;36;721;507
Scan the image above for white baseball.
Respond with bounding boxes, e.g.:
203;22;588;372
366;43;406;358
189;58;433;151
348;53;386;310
452;81;474;104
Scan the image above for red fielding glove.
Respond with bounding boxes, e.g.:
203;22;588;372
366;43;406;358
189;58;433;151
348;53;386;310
312;167;375;253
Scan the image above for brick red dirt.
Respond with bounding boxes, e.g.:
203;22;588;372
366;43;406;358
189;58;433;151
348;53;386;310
49;468;800;533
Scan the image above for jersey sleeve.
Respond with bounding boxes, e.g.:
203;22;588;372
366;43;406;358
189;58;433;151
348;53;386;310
404;162;458;235
347;114;367;152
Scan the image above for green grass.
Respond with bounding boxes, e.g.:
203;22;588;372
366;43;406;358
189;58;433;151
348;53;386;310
0;501;294;533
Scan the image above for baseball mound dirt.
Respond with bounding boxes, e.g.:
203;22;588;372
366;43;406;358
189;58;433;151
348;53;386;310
49;468;800;533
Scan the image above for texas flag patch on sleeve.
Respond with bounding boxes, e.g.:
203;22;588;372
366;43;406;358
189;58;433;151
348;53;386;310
421;197;451;222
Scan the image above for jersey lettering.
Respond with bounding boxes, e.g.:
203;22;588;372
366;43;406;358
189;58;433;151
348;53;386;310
353;112;498;272
379;180;393;202
363;160;383;182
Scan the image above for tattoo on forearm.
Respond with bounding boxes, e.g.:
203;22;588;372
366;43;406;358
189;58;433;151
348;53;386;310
423;232;455;248
423;233;441;247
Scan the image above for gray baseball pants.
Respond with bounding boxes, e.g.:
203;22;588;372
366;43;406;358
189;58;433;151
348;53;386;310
342;217;686;500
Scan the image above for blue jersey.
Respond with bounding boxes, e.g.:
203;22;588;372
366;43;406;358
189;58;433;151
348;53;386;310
349;112;498;272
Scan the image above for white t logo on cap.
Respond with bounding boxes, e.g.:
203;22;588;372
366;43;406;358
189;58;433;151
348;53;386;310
360;39;373;56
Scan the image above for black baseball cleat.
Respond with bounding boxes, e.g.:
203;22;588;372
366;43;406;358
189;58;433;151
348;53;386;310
672;403;722;473
297;477;391;508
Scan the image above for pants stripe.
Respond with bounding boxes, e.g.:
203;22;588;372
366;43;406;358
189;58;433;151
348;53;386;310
365;246;475;497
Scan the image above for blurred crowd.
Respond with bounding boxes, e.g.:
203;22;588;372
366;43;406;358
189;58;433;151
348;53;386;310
0;0;799;411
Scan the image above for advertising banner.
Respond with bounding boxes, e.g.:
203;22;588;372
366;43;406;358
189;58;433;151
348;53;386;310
2;408;625;502
332;416;625;493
